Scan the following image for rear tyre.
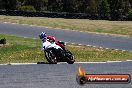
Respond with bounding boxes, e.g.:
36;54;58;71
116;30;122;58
45;50;57;64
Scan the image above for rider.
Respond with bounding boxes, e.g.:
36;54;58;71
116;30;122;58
39;32;62;50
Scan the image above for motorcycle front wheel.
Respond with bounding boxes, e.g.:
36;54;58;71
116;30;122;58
65;50;75;64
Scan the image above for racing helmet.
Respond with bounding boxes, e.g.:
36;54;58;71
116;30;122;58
39;32;46;40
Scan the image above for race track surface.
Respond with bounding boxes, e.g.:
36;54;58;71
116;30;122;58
0;22;132;50
0;62;132;88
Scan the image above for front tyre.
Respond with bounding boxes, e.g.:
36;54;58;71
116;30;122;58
65;50;75;64
67;55;75;64
45;50;57;64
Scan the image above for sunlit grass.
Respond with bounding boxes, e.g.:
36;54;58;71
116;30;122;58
0;34;45;64
66;45;132;62
0;45;45;64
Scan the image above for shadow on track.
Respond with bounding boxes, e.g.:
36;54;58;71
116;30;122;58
37;62;50;64
37;62;60;64
37;62;68;64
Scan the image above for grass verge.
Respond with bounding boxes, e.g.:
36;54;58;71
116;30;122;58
0;34;132;64
0;15;132;36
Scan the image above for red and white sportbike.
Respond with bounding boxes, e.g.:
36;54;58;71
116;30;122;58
42;37;75;64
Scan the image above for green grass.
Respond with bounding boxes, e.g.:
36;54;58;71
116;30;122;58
66;45;132;62
0;15;132;36
0;34;132;64
0;34;45;64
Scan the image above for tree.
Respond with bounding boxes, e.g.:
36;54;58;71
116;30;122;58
0;0;4;9
18;5;36;11
107;0;120;20
98;0;110;19
3;0;17;10
21;0;47;11
127;8;132;20
61;0;74;12
48;0;63;12
71;0;86;13
129;0;132;8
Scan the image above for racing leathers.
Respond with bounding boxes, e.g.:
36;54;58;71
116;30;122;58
41;39;66;58
42;39;62;50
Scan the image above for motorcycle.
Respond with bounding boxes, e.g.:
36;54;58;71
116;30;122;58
44;41;75;64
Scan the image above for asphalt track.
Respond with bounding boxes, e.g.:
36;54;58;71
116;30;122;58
0;22;132;50
0;61;132;88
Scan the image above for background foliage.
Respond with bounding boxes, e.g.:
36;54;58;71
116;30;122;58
0;0;132;20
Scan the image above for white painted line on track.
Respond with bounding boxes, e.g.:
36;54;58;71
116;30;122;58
78;44;82;46
30;25;34;27
106;48;109;49
21;24;28;26
3;22;8;23
74;62;107;64
107;61;122;63
71;43;75;45
0;64;7;65
12;23;17;24
10;63;37;65
0;60;132;65
99;47;103;49
126;60;132;61
86;45;91;47
23;37;28;38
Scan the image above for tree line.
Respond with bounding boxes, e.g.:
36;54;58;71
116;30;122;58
0;0;132;20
